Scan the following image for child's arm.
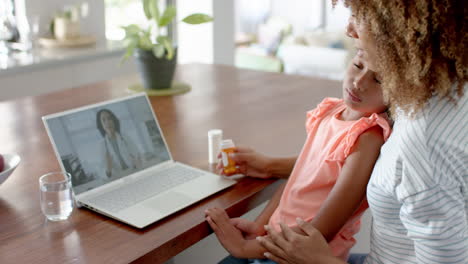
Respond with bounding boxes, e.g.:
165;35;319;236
218;147;297;179
264;157;297;179
310;126;385;241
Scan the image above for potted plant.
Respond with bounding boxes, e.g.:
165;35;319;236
122;0;212;90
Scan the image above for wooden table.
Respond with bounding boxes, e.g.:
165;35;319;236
0;64;342;263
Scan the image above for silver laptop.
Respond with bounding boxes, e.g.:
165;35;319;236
42;93;235;228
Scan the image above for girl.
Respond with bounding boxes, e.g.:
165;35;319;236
205;51;391;263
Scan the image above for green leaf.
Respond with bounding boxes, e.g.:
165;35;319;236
123;35;139;47
139;34;153;50
49;19;55;35
121;38;138;65
143;27;152;39
149;0;160;25
182;13;213;24
158;5;176;27
152;44;165;58
122;24;141;37
143;0;152;20
157;36;174;60
64;10;72;20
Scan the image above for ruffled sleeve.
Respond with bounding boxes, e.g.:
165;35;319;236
306;97;342;133
342;112;392;157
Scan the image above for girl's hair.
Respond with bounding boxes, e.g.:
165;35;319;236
96;109;121;137
334;0;467;115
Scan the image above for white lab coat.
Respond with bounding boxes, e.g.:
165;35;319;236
99;133;141;178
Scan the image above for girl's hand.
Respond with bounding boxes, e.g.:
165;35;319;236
230;217;265;239
216;147;273;179
205;207;249;258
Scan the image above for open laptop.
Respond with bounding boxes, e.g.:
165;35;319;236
42;93;235;228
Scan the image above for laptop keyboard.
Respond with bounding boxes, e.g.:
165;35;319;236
89;165;204;213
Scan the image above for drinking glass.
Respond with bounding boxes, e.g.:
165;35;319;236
39;172;74;221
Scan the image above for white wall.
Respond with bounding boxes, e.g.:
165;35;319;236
213;0;234;65
176;0;234;65
235;0;271;34
176;0;213;64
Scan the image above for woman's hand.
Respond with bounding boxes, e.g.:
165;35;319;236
216;147;274;179
257;219;342;264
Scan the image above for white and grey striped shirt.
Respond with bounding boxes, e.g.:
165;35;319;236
366;86;468;264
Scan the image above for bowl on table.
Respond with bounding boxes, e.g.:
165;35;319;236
0;154;21;185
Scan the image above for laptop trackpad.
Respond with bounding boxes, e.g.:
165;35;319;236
142;191;194;216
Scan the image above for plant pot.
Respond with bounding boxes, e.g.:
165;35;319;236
54;18;81;40
134;48;177;90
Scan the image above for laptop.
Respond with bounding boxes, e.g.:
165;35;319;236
42;93;235;228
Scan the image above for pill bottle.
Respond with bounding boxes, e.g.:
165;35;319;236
208;129;223;164
220;139;237;175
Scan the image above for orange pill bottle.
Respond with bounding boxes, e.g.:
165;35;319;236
220;139;237;175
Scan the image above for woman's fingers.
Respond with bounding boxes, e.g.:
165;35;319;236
279;222;299;242
264;225;291;251
257;235;289;261
264;252;290;264
290;224;306;235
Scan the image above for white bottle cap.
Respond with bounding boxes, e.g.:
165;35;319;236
220;139;235;149
208;129;223;164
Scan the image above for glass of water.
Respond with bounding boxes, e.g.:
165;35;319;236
39;172;74;221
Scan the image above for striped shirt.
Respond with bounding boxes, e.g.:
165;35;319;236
366;86;468;264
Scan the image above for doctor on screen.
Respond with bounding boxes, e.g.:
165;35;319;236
96;109;142;178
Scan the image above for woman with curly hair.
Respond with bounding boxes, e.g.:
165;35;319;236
224;1;466;263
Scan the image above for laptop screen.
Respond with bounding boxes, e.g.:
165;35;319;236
43;95;171;195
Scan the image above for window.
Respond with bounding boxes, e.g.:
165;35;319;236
106;0;145;40
105;0;169;40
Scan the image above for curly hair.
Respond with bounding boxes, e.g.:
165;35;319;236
333;0;467;115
